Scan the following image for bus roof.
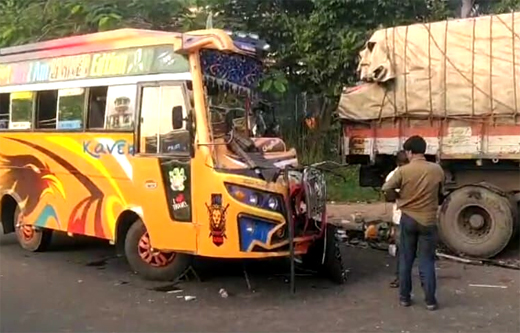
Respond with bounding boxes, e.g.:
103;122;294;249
0;28;267;65
0;29;184;64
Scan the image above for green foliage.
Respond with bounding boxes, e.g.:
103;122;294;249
476;0;520;14
326;166;380;203
0;0;203;47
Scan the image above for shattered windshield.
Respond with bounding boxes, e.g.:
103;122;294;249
200;50;263;139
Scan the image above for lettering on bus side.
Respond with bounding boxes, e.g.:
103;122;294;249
90;52;129;77
83;139;135;159
49;55;91;81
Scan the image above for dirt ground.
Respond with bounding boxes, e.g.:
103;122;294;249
327;202;393;222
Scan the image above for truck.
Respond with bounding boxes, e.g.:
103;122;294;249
338;12;520;259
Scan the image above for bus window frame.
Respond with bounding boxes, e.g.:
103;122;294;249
95;84;139;134
7;91;35;132
135;80;194;158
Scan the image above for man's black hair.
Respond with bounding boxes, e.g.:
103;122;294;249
403;135;427;154
396;150;409;166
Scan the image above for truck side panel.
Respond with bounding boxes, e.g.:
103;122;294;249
343;119;520;161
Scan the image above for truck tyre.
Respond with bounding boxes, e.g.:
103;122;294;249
124;219;191;281
439;186;514;258
14;206;52;252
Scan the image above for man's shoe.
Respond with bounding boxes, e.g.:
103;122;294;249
399;299;411;307
426;303;438;311
389;278;399;288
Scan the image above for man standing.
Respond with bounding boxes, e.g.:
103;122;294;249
382;136;444;311
385;150;409;288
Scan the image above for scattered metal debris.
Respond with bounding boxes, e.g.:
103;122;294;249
173;266;201;283
243;267;252;291
437;252;484;265
469;284;508;289
167;289;183;294
150;283;182;293
437;251;520;270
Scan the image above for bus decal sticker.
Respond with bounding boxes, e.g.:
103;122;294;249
172;193;188;211
169;167;186;192
206;194;229;247
159;159;192;222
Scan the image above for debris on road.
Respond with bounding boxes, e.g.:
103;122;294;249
469;284;508;289
151;283;182;293
184;295;197;301
219;288;229;298
437;252;484;265
167;289;183;294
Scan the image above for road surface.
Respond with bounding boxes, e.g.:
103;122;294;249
1;230;519;332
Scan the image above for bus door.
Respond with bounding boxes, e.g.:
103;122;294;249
136;82;196;251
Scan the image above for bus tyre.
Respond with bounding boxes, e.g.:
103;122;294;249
14;206;52;252
302;224;347;284
124;220;191;281
439;186;514;259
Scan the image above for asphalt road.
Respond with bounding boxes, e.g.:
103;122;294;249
1;230;519;333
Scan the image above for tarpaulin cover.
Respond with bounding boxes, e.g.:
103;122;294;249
338;12;520;120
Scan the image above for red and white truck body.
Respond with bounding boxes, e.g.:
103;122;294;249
339;13;520;259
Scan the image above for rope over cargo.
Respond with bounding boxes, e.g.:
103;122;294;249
338;12;520;121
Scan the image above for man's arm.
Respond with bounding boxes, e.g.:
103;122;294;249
382;168;402;202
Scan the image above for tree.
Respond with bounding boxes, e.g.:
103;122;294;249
461;0;474;17
0;0;203;48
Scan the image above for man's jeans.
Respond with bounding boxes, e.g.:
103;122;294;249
399;214;438;305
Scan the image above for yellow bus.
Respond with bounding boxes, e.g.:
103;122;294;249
0;28;344;283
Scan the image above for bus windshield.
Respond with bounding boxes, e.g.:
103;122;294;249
200;50;263;140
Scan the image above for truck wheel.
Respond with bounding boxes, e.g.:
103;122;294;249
124;220;191;281
302;224;347;284
439;186;514;258
14;206;52;252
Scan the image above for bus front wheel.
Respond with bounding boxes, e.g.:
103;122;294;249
124;220;191;281
14;206;52;252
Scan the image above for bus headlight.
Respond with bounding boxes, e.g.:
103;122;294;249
267;197;279;210
248;193;260;206
225;184;283;213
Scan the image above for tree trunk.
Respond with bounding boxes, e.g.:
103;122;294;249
460;0;473;18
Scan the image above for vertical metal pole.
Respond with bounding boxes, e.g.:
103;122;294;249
283;167;296;294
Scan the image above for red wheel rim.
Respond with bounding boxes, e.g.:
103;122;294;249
137;232;175;267
20;225;35;242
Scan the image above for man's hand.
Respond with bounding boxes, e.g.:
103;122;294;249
384;189;400;203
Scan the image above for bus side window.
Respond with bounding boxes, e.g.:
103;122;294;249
105;85;137;131
0;93;9;129
9;92;34;130
87;86;108;129
57;88;85;130
139;86;161;154
36;90;58;129
158;86;189;154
